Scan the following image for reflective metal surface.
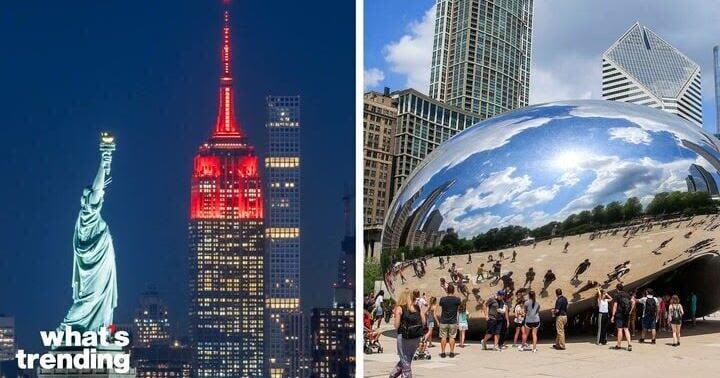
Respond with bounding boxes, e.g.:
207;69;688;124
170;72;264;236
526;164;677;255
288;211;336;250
384;100;720;250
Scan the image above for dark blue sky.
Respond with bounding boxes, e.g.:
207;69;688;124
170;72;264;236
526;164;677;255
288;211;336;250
0;1;354;351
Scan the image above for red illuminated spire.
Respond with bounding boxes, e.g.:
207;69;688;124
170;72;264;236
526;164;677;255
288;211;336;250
213;1;241;137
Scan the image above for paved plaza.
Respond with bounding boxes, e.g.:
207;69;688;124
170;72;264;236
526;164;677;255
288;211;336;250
364;317;720;377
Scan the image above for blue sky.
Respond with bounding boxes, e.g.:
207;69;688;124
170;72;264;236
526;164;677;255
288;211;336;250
364;0;720;134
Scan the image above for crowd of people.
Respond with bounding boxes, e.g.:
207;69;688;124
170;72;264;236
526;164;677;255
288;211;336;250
365;283;701;377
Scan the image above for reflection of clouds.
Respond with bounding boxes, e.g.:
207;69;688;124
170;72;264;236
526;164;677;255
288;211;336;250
561;155;691;214
609;127;652;145
439;167;531;237
512;185;561;209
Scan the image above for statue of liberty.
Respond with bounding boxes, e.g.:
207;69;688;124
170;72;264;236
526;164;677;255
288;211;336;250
58;133;118;335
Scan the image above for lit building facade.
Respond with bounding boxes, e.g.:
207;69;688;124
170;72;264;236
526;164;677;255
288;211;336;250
133;288;171;347
429;0;533;117
363;89;397;260
0;316;15;362
309;307;355;378
264;95;303;378
602;22;702;126
133;342;192;378
188;4;265;377
391;89;482;194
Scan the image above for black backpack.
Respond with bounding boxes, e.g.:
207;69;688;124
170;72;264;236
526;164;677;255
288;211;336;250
400;305;424;339
644;298;657;319
617;293;631;314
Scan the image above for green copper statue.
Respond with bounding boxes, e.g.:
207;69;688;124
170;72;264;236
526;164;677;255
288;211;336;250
58;133;118;334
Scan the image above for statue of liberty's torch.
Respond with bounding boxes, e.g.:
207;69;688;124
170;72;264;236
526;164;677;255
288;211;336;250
56;132;119;344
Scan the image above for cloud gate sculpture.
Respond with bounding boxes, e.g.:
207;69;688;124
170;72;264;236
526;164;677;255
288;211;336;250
382;100;720;332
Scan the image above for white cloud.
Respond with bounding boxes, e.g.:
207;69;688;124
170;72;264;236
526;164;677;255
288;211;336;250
363;68;385;90
529;62;596;104
608;127;652;145
383;5;435;92
512;185;561;209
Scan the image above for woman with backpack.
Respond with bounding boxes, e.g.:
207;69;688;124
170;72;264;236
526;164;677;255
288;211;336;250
667;294;684;347
389;290;426;378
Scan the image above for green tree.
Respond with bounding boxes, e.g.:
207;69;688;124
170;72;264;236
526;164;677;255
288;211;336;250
364;260;381;294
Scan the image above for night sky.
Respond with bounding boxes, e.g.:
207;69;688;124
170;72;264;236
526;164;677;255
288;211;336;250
0;0;355;352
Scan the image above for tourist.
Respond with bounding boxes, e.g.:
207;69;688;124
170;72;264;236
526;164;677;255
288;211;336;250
501;271;514;291
638;288;659;344
425;296;437;347
458;300;469;348
668;294;684;347
572;259;591;281
522;290;540;352
482;290;508;351
492;260;502;283
389;290;425;378
436;284;461;358
440;277;447;293
659;294;669;332
512;293;526;348
628;289;638;337
373;290;385;329
511;249;517;262
611;284;634;351
488;254;494;262
596;288;612;345
563;241;570;253
524;267;535;288
476;263;486;283
399;268;407;284
552;288;568;350
543;269;556;291
690;291;697;326
499;251;505;260
467;253;472;264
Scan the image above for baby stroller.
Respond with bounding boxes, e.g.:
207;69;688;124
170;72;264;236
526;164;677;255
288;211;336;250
412;336;432;360
364;327;383;354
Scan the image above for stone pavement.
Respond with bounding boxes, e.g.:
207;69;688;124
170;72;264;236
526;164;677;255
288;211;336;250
364;318;720;377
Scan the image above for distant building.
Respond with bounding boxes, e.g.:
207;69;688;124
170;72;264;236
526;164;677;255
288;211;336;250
0;316;15;361
264;95;303;378
603;22;702;126
686;163;719;195
133;341;192;378
132;288;171;347
714;46;720;134
391;89;482;194
429;0;533;117
363;89;397;260
309;307;355;378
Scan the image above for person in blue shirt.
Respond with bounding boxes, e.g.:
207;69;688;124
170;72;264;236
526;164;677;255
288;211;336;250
553;288;568;350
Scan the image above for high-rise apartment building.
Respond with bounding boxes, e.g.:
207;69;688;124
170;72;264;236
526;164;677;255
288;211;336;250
0;316;15;362
264;95;303;378
132;287;171;347
309;307;355;378
188;3;265;376
602;22;702;126
714;45;720;133
429;0;533;117
391;89;482;194
363;89;397;259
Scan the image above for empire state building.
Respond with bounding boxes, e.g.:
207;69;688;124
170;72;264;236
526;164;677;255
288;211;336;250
188;2;265;376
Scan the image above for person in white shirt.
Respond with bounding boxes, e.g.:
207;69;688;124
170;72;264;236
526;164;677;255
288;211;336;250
596;288;613;345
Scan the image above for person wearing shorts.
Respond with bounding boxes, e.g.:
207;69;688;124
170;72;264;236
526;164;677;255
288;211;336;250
611;284;634;351
638;288;659;344
523;290;541;352
436;285;461;358
482;290;507;351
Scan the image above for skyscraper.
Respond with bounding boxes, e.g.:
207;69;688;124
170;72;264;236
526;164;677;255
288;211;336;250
390;89;482;194
188;2;265;376
602;22;702;127
0;316;15;362
429;0;533;117
133;287;171;347
264;95;303;378
363;89;397;260
714;45;720;133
